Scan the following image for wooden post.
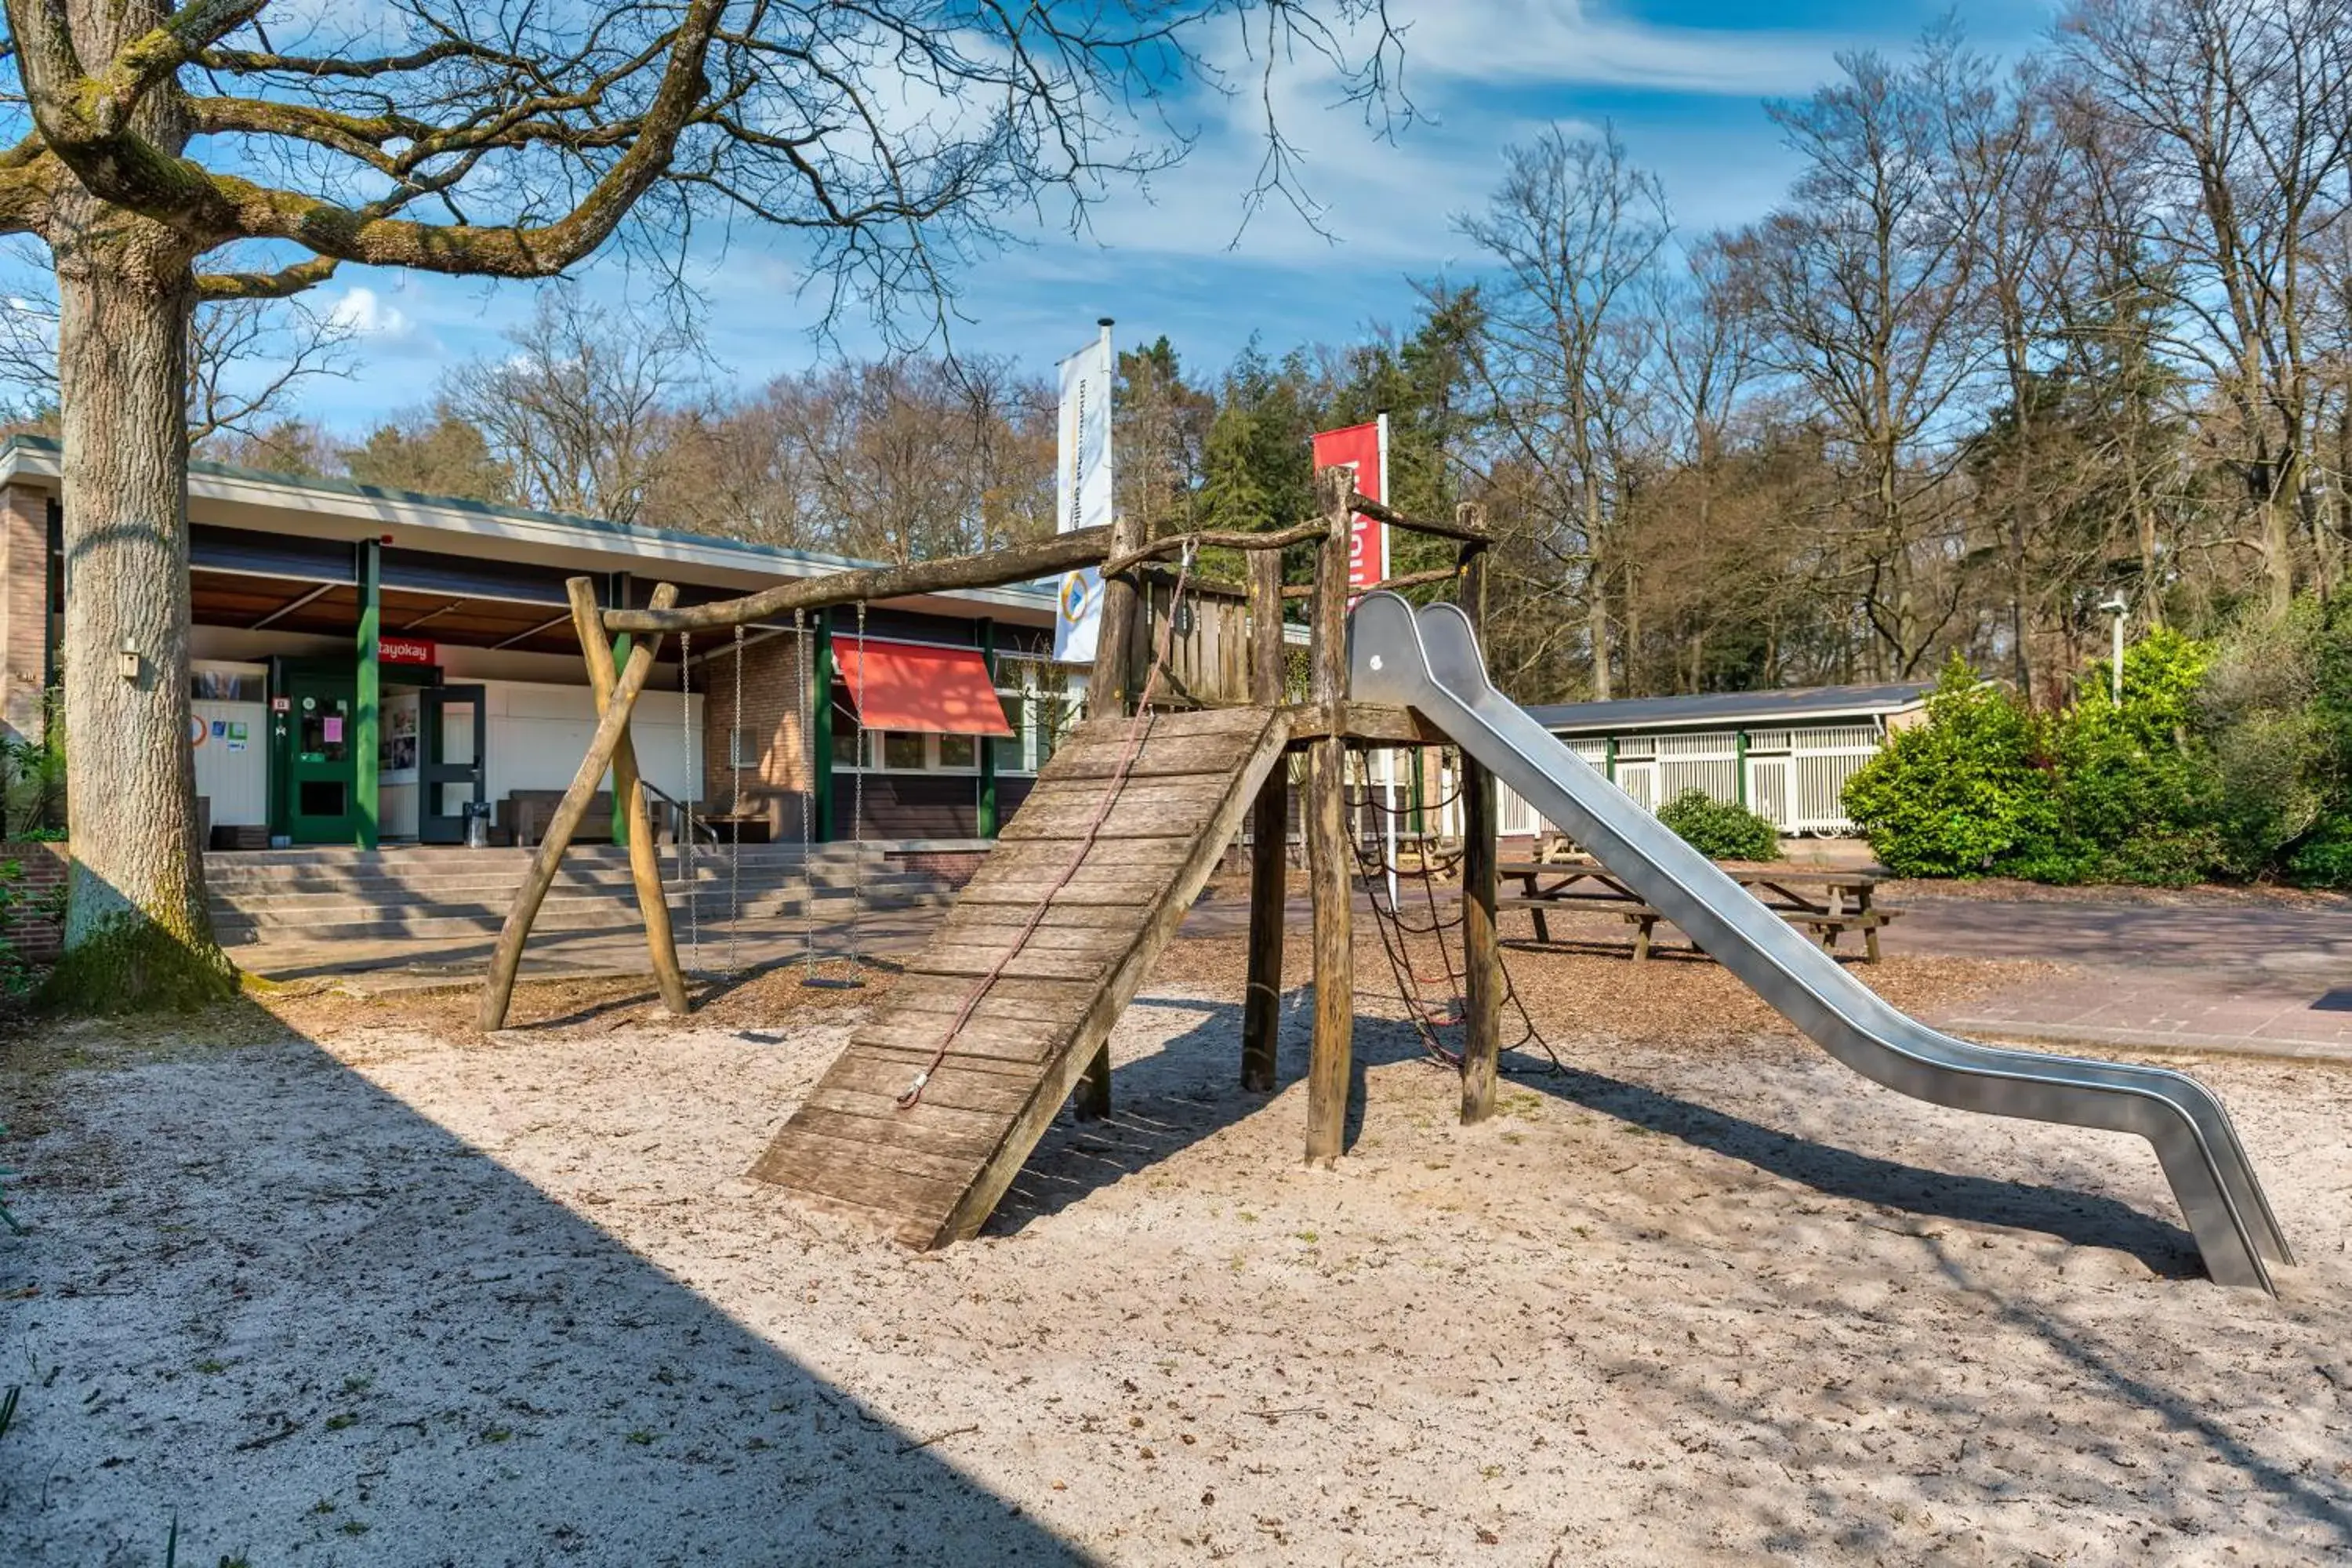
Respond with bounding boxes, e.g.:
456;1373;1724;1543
1241;545;1290;1092
1073;504;1148;1120
1304;466;1356;1165
572;579;689;1017
479;583;674;1031
1454;517;1502;1123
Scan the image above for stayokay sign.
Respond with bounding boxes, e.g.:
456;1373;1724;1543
377;636;437;666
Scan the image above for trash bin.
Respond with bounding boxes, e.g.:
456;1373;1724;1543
463;800;492;849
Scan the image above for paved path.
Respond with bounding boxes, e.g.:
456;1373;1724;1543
1877;894;2352;1062
235;877;2352;1065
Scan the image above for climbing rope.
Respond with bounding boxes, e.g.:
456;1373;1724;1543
1347;713;1570;1077
898;545;1198;1109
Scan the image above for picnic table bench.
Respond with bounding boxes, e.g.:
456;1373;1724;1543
1496;854;1900;964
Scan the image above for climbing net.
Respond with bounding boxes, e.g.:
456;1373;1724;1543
1345;748;1566;1077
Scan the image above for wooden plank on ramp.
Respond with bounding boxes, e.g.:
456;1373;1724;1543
748;707;1290;1247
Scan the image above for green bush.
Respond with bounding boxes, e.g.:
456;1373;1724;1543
2030;630;2226;887
2285;815;2352;888
1655;788;1780;862
1842;604;2352;888
1841;655;2058;877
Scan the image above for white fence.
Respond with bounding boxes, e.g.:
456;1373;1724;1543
1786;725;1878;833
1482;723;1883;840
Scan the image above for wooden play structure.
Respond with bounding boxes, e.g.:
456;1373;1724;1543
480;467;1502;1246
480;463;2295;1292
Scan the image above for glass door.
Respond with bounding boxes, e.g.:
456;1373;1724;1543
419;684;487;844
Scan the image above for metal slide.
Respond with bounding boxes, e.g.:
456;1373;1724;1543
1348;592;2292;1292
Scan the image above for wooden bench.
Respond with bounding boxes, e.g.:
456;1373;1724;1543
1497;893;1901;963
503;789;613;848
1496;857;1901;964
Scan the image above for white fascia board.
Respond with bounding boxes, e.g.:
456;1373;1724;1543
0;439;1057;620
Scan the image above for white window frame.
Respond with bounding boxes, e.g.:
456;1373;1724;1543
992;659;1087;777
836;727;984;776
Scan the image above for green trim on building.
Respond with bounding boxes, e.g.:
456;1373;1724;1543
354;539;380;849
608;630;633;848
1733;729;1749;808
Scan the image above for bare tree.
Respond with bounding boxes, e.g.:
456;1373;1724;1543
2061;0;2352;618
1459;125;1670;699
757;355;1052;564
1722;31;1999;678
442;285;702;523
0;0;1403;1004
0;244;354;437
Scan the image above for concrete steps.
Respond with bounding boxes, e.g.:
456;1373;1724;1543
204;844;964;949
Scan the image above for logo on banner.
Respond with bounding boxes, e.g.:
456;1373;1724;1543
1053;326;1115;664
1312;419;1388;604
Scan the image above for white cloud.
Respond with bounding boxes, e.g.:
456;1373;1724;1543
1399;1;1843;96
326;285;410;337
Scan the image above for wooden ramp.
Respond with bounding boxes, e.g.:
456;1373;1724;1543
749;706;1292;1247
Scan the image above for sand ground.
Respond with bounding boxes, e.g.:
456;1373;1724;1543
3;944;2350;1566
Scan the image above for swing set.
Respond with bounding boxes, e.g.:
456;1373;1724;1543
669;608;872;990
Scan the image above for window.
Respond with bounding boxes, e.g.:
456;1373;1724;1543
728;725;757;771
992;660;1085;775
829;698;985;775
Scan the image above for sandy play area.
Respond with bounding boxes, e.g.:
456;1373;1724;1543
4;942;2350;1565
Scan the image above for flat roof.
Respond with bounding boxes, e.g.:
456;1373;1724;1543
0;434;1058;619
1523;681;1932;734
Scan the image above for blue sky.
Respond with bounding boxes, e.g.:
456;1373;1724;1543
287;0;2057;429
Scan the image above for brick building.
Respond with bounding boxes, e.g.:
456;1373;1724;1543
0;435;1071;850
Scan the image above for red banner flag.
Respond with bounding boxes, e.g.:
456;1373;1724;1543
1312;419;1388;601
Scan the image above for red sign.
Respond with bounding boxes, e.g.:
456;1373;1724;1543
1311;419;1386;600
378;636;436;666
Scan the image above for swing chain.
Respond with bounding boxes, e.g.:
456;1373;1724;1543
847;598;867;976
796;608;817;980
727;621;745;977
680;630;699;975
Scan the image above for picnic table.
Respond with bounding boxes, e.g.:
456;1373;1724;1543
1494;853;1900;964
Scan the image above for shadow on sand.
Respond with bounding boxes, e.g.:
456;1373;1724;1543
2;989;1089;1566
993;990;2200;1283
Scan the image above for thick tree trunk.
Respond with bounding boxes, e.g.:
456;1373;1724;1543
44;215;234;1008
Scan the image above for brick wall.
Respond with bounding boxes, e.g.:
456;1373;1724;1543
697;633;813;840
0;482;50;740
1;840;66;960
884;848;989;887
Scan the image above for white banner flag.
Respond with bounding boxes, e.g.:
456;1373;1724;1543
1053;325;1114;663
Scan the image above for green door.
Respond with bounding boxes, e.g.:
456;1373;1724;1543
272;661;359;844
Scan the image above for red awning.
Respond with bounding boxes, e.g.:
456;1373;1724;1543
835;639;1016;736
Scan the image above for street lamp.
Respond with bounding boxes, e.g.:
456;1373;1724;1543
2097;594;2128;701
